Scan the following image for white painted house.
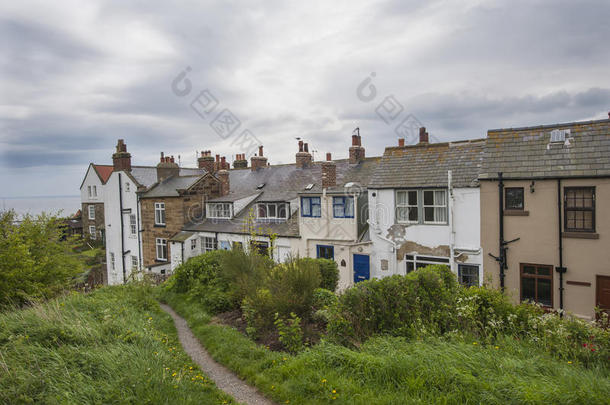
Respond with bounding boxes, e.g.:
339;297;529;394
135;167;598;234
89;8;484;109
79;163;113;242
367;128;485;286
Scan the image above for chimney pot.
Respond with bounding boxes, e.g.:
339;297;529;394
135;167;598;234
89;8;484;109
419;127;429;144
112;139;132;171
304;143;309;153
326;152;332;161
298;140;304;152
258;145;264;156
398;138;405;147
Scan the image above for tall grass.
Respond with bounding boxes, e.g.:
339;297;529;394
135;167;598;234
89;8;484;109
0;285;234;404
161;290;610;405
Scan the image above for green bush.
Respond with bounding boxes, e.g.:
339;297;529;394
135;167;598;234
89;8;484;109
0;210;83;308
274;312;303;353
167;250;228;293
328;265;458;345
299;257;339;292
220;248;274;304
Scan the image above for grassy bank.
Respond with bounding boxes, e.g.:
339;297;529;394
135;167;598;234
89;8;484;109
0;285;234;404
161;290;610;405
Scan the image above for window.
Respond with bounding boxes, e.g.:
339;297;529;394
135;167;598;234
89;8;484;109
88;186;92;197
131;255;138;270
232;241;243;250
207;203;231;218
397;190;447;224
154;202;166;225
396;190;418;223
129;214;137;236
202;237;217;252
89;225;96;239
156;238;167;261
125;182;130;192
564;187;595;232
505;187;524;210
257;202;288;219
405;254;449;273
92;185;97;197
250;241;269;256
316;245;334;259
458;264;480;287
520;263;553;307
333;197;354;218
88;205;95;220
301;197;321;217
110;252;115;271
191;239;197;250
423;190;447;223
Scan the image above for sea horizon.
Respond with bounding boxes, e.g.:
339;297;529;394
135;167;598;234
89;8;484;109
1;195;81;218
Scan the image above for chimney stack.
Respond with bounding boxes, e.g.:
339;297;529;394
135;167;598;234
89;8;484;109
398;138;405;147
321;152;336;189
349;130;365;164
112;139;132;171
198;150;215;173
419;127;429;144
296;140;312;169
250;146;268;171
157;152;179;182
233;153;248;169
217;169;230;196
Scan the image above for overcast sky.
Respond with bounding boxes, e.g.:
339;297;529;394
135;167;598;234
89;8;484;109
1;0;609;197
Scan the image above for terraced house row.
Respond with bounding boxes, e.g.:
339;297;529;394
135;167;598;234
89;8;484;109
80;116;610;319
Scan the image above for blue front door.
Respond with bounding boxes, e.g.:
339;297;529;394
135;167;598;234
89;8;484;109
353;254;370;283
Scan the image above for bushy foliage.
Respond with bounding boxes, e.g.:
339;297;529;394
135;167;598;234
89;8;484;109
274;312;303;353
299;257;339;292
219;248;274;305
328;265;457;345
0;210;83;308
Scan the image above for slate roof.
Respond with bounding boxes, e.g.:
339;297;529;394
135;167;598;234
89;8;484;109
184;157;380;238
368;140;485;189
129;166;205;189
480;119;610;180
141;175;205;198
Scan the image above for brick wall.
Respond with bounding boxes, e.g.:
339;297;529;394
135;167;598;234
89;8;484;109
82;202;105;241
140;175;221;267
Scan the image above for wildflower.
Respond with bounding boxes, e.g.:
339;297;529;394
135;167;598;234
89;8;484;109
472;342;477;345
172;372;177;377
189;366;193;370
332;389;336;394
494;346;499;350
285;401;290;404
271;386;275;390
567;361;573;364
283;357;287;361
321;379;327;383
332;397;337;400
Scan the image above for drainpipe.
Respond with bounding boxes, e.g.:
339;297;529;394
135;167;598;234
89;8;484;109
118;173;126;284
556;179;566;316
498;172;505;291
448;170;455;275
136;193;143;271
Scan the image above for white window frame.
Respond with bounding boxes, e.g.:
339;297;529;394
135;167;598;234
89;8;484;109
131;255;138;270
88;205;95;220
191;239;197;250
201;236;217;252
257;202;288;220
129;214;137;236
110;252;115;271
156;238;167;261
89;225;96;239
87;186;92;198
405;254;450;273
125;182;130;192
154;202;166;225
396;190;418;224
207;203;232;219
422;189;448;224
92;185;97;197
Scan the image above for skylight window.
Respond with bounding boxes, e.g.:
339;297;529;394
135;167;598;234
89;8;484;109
550;129;569;143
305;183;314;190
257;183;266;189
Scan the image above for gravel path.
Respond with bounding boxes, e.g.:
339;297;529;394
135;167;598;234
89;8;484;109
160;303;275;405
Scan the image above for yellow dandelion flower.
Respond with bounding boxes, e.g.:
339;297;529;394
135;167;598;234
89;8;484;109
494;346;499;350
567;361;573;364
332;389;336;394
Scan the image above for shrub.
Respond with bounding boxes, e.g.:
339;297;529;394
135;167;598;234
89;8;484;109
327;265;458;345
0;210;83;308
299;258;339;292
220;248;274;304
274;312;303;353
167;250;228;293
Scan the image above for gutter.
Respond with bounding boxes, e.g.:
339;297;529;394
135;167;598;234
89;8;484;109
118;173;126;284
556;179;566;316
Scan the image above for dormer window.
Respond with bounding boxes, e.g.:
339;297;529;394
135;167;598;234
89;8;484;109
257;202;288;220
207;202;232;219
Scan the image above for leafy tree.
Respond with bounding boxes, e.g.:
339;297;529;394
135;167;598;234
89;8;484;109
0;210;83;308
